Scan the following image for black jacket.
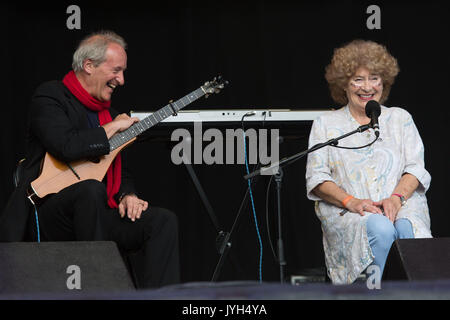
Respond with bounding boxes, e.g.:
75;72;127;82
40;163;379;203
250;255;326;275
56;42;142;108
0;80;137;241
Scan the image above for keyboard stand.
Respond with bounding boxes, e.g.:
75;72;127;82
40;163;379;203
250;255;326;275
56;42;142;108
180;151;244;281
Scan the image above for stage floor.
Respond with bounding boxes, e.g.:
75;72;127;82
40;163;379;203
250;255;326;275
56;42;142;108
2;279;450;300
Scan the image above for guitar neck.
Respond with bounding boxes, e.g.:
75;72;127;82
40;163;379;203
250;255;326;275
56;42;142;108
109;87;206;151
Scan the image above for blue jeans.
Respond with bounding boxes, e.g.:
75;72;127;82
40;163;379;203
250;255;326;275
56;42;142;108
366;214;414;275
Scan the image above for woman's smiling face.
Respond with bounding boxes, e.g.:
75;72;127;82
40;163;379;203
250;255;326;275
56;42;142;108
346;66;383;112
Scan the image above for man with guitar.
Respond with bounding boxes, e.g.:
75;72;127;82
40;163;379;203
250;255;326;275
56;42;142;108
0;31;180;288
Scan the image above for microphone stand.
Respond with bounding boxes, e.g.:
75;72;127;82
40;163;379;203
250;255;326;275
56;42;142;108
244;123;371;283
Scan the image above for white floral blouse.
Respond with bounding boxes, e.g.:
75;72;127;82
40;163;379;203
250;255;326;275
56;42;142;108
305;105;432;284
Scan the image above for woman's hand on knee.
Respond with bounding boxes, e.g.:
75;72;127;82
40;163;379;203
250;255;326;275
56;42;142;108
373;196;401;222
346;198;383;216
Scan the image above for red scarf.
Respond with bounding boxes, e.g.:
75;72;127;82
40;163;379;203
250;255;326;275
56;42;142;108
63;70;121;209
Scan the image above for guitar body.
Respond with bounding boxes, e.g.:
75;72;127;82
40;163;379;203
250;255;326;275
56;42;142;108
30;139;135;199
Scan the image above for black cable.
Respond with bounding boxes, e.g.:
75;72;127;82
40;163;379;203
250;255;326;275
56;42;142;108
265;175;278;260
279;132;379;171
331;134;379;149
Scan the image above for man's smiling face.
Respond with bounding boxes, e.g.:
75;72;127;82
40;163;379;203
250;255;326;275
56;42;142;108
86;42;127;101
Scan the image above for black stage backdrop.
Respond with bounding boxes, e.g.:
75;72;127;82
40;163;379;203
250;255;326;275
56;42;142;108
1;1;449;283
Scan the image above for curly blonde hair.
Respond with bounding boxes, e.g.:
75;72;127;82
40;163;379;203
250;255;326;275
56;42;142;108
325;40;399;105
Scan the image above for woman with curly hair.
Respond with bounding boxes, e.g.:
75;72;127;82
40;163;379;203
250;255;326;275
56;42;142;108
305;40;432;284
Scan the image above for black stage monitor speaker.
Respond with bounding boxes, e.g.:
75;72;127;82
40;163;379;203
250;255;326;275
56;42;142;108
0;241;135;294
383;238;450;281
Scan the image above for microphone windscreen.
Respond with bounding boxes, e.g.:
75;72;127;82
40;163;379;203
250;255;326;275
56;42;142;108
365;100;381;118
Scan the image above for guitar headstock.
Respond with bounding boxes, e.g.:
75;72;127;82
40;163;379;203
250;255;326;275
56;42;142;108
202;76;229;98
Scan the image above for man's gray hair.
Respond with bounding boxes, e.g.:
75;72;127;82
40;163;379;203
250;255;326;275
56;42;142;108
72;30;127;72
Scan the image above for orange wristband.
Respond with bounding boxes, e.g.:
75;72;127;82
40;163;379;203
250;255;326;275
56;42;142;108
342;195;354;207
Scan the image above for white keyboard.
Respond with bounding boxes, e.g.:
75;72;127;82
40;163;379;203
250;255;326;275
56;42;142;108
130;109;331;123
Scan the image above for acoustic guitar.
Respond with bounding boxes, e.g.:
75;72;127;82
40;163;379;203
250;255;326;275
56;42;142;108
28;77;228;205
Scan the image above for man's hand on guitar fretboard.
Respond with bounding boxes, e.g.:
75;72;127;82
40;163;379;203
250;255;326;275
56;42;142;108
103;113;140;139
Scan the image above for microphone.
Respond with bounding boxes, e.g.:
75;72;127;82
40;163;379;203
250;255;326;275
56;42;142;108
365;100;381;137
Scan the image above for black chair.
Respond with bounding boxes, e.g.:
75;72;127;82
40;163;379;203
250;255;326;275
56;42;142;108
13;158;26;188
12;157;143;288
